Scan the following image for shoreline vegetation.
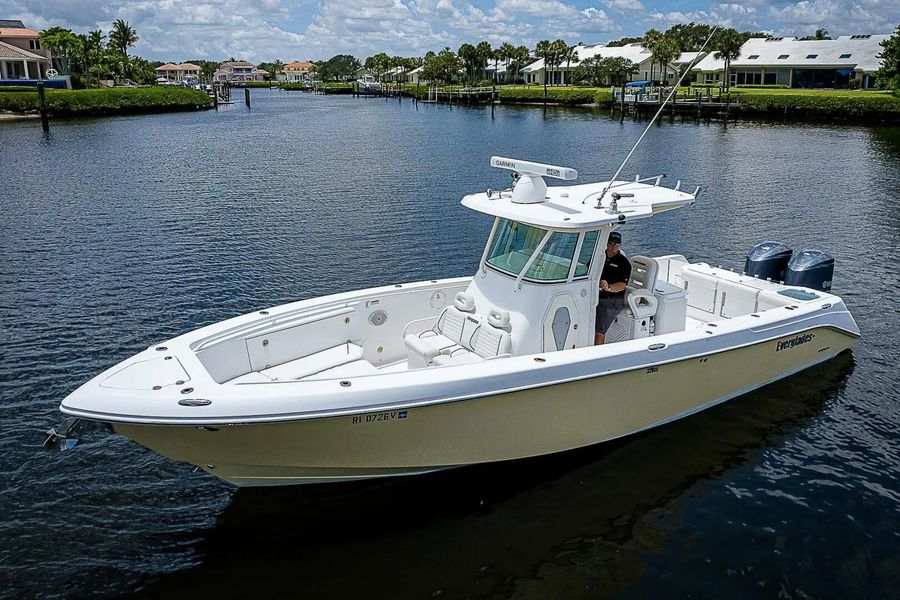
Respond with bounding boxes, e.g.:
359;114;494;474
0;82;897;121
0;87;213;118
330;83;900;120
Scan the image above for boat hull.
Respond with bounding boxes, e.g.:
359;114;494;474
114;325;855;486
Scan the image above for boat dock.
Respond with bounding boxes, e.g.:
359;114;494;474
616;88;739;117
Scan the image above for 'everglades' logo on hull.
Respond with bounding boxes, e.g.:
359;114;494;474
776;333;815;352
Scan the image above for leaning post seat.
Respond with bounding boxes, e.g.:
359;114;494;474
432;308;512;366
625;255;660;319
404;292;477;368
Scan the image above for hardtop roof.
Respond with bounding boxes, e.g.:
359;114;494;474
462;179;696;229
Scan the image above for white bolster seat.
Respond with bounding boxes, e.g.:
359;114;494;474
624;255;660;319
404;292;477;368
432;308;512;366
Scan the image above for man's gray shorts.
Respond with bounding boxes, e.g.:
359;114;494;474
595;296;625;334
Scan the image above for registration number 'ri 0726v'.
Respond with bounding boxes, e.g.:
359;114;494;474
351;411;408;424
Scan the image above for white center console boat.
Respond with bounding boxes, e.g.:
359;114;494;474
56;157;859;486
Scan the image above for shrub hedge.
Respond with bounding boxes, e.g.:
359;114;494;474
0;87;213;116
498;86;613;105
734;84;788;89
736;91;900;118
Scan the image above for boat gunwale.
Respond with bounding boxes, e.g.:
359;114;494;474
60;318;858;427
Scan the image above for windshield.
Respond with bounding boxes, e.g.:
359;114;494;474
485;219;585;282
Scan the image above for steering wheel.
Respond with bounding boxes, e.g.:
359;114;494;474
46;68;58;78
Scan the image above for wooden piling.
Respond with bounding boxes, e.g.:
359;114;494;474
244;87;250;108
36;82;49;132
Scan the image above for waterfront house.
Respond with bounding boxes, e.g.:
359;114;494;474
154;62;201;84
213;60;267;83
522;43;703;86
283;60;315;82
691;35;888;89
0;19;51;85
407;65;425;84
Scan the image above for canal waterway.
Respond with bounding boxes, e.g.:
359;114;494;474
1;90;899;599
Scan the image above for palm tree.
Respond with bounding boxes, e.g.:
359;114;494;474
498;42;515;83
549;39;568;86
651;36;681;85
563;44;578;86
109;19;139;58
512;45;530;85
475;41;492;81
534;40;551;90
712;28;743;91
39;27;81;74
457;43;477;83
642;28;663;82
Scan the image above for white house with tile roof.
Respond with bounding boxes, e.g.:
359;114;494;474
691;34;889;89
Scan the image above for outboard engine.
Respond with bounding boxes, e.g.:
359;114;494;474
784;249;834;291
744;241;792;282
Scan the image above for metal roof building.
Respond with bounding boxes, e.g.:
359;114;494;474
691;35;889;89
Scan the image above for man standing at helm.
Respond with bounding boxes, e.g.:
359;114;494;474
595;230;631;345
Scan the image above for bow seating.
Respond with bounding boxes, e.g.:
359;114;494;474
432;308;512;366
404;292;480;368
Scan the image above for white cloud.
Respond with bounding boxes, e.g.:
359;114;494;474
494;0;577;18
602;0;644;11
4;0;899;62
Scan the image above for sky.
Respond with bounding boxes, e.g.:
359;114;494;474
2;0;897;62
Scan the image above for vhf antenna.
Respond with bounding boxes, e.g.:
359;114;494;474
596;26;720;206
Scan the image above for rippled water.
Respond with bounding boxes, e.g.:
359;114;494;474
1;91;898;599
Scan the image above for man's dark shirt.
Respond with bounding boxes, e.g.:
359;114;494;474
599;251;631;298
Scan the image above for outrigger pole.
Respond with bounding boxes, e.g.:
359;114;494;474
596;26;720;206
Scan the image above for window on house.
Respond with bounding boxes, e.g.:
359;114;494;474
778;55;789;59
839;53;852;59
748;55;759;59
806;54;817;59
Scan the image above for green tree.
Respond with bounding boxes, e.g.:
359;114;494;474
475;41;492;81
534;40;551;89
563;44;578;85
606;36;642;48
574;56;638;87
109;19;139;58
642;28;663;82
317;54;360;81
498;42;515;81
457;43;478;83
510;45;530;84
712;27;743;91
422;47;462;84
801;28;831;41
664;23;713;52
39;27;81;74
652;36;681;84
875;25;900;90
549;39;569;85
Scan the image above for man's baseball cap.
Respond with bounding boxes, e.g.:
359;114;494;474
608;231;622;244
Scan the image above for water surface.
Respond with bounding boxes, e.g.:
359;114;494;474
1;90;899;599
